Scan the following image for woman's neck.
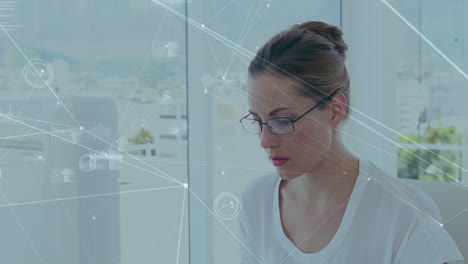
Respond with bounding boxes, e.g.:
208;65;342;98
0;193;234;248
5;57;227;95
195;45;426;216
283;139;360;214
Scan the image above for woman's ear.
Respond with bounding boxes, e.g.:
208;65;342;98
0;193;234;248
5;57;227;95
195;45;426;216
328;92;347;127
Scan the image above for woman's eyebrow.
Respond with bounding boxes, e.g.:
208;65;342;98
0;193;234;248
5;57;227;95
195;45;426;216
248;107;293;117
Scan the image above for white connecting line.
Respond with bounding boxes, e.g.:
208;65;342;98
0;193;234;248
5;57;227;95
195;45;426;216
0;24;82;127
381;0;468;81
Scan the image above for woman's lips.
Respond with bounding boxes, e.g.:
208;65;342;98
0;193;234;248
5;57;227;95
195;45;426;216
272;158;289;166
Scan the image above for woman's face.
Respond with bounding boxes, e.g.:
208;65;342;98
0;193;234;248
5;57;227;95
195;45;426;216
246;72;336;180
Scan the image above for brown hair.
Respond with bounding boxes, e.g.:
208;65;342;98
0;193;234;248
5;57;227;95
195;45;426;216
248;21;351;120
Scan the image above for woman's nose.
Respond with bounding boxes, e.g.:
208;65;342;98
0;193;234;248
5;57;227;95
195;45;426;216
259;125;280;149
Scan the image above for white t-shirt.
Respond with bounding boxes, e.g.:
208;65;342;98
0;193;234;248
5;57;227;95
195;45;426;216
238;159;464;264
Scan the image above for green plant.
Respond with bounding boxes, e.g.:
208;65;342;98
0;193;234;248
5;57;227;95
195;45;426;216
397;122;463;182
128;128;154;144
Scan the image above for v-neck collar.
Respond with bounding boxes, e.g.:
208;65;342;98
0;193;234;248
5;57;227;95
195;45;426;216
272;158;368;263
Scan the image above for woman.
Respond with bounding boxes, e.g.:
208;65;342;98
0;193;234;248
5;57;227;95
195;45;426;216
237;21;464;264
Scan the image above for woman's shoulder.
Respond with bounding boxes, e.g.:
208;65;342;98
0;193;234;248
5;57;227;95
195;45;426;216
364;159;442;221
359;160;464;263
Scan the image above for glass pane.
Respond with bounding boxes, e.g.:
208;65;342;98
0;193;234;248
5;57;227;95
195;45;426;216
392;0;467;182
0;1;188;263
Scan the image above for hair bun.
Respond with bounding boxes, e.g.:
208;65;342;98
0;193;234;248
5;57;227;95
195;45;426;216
297;21;348;55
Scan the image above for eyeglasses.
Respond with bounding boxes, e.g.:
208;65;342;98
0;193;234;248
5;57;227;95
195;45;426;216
239;92;337;135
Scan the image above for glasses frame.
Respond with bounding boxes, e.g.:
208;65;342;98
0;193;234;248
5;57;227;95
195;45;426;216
239;91;338;135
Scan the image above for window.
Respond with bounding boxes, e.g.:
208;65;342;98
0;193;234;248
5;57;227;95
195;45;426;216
0;1;189;263
342;0;467;184
389;0;467;183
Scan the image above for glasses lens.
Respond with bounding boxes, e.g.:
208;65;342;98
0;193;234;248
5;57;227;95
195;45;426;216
267;118;293;135
241;118;261;134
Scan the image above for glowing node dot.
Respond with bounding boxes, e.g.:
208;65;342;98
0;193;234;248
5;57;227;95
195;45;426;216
79;126;84;130
217;146;221;151
201;24;205;28
38;155;42;160
440;223;444;227
343;171;347;175
222;76;226;80
183;183;188;189
56;101;60;105
204;88;208;94
23;59;54;89
266;3;270;7
92;216;96;220
367;178;371;181
221;171;225;175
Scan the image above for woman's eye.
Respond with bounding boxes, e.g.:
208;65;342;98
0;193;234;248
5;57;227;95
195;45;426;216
278;115;295;120
277;119;292;126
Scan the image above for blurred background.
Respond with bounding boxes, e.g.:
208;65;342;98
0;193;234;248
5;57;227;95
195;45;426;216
0;0;466;263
